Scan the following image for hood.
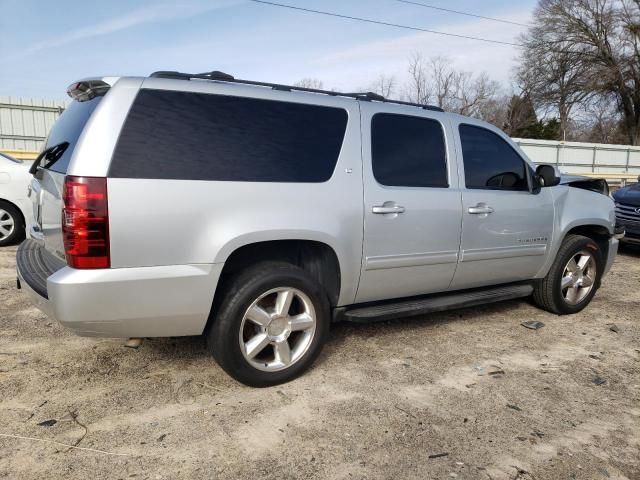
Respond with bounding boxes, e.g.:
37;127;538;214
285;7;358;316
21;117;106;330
560;175;590;183
612;182;640;207
560;175;609;195
0;153;29;177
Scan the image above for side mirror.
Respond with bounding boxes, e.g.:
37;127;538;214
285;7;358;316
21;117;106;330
536;164;561;187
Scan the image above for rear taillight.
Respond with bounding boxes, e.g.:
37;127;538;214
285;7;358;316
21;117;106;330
62;176;110;269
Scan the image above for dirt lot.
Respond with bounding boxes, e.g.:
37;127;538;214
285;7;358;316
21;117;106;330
1;245;639;480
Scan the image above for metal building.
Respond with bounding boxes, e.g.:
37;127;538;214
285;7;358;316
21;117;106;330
0;96;66;160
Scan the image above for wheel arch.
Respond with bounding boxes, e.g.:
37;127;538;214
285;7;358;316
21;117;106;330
0;198;27;246
215;238;343;308
538;221;612;279
563;224;611;268
0;198;26;227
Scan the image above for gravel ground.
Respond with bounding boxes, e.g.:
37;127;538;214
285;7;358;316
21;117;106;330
0;244;639;480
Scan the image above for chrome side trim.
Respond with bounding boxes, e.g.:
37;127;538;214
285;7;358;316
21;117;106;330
365;251;459;271
461;244;547;262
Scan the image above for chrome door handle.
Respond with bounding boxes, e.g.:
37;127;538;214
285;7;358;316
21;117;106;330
468;204;494;215
372;205;405;214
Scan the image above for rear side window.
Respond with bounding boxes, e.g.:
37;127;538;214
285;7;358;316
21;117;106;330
371;113;448;188
45;97;102;174
459;124;528;191
110;90;348;182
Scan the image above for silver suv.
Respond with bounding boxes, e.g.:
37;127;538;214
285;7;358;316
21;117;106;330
17;72;619;387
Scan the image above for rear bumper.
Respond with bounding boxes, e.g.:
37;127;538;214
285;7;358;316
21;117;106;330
16;257;55;319
17;240;222;338
16;239;64;318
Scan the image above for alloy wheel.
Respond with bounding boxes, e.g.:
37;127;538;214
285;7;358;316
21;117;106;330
239;287;317;372
561;250;596;305
0;209;15;240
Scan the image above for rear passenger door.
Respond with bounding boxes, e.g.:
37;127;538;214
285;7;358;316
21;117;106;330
449;122;554;290
356;104;463;303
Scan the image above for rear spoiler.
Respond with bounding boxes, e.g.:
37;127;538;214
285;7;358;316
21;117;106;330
66;77;119;102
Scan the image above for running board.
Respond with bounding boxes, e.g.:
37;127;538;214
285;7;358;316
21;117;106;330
340;283;534;323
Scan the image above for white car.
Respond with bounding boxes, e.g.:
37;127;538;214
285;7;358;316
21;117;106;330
0;152;33;246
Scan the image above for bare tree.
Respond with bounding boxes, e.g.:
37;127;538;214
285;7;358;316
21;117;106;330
404;54;501;119
476;94;512;128
517;30;592;140
293;78;324;89
454;71;500;117
520;0;640;145
368;74;397;98
405;53;432;104
429;56;456;109
574;95;627;143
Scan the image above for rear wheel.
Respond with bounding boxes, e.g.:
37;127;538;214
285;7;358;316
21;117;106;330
207;261;330;387
0;202;24;247
533;234;602;314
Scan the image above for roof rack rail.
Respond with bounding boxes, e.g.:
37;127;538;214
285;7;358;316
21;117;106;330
149;70;445;112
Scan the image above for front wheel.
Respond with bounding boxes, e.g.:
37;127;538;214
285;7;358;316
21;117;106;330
207;262;330;387
533;234;603;314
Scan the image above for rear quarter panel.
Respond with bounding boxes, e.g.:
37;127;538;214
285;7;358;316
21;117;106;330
106;81;364;306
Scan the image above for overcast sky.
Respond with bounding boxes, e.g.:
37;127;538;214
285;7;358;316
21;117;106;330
0;0;537;100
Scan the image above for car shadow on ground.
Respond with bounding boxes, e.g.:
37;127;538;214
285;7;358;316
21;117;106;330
138;298;530;372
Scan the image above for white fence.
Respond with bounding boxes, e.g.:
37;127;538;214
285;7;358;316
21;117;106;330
0;97;66;152
514;138;640;176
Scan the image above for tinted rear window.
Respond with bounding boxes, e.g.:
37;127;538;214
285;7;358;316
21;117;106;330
45;96;102;174
371;113;448;188
109;89;348;182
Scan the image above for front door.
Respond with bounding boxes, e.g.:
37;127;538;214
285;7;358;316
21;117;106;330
356;105;463;303
450;122;554;290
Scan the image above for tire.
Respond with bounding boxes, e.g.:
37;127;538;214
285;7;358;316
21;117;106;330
206;261;330;387
0;201;24;247
533;234;603;315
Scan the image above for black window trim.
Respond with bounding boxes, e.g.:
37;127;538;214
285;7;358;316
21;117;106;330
370;112;450;189
458;122;534;193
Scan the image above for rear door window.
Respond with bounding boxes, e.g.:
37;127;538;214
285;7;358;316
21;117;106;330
110;89;348;182
44;96;102;174
371;113;448;188
459;124;529;191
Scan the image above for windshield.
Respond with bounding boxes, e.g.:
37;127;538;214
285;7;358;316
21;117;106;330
43;96;102;174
